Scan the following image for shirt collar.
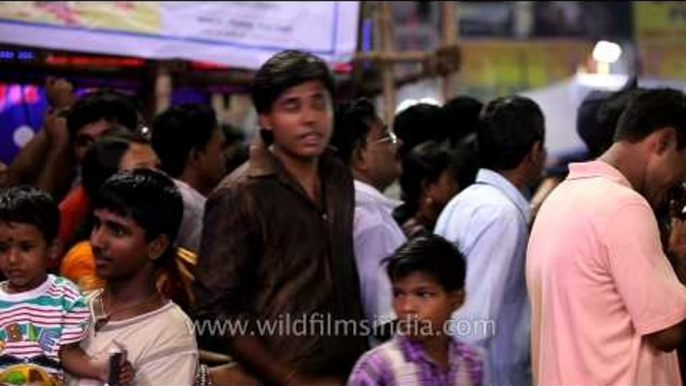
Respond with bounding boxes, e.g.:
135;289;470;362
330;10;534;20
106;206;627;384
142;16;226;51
567;160;633;188
397;335;463;368
354;180;402;212
476;169;530;222
246;135;338;180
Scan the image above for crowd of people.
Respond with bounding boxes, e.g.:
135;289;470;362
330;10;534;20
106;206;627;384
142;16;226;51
1;48;686;386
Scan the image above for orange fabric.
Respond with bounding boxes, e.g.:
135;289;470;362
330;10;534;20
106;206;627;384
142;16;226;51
60;241;197;313
56;186;91;268
60;240;104;291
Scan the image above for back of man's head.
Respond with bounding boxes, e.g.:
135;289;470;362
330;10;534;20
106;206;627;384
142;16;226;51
615;88;686;148
441;96;483;145
394;103;445;158
82;128;151;200
478;96;545;171
66;89;138;141
251;50;335;115
151;103;218;178
331;98;378;165
94;169;183;261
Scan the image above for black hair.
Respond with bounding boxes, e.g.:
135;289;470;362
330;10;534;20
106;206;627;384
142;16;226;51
331;98;379;165
81;128;151;201
394;103;445;158
251;50;335;115
398;140;459;216
66;89;138;142
151;103;219;178
441;96;483;145
0;186;59;243
386;234;466;292
614;88;686;148
478;96;545;171
93;169;183;265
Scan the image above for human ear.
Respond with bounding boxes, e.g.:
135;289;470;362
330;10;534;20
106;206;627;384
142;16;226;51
148;235;170;261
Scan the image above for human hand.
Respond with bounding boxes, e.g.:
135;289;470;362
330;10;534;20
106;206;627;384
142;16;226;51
43;107;70;147
45;76;75;109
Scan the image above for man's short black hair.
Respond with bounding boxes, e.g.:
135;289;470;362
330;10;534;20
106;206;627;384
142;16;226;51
394;103;445;158
478;96;545;171
94;169;183;265
614;88;686;148
151;103;218;178
386;234;466;292
331;98;378;165
0;186;59;243
441;96;483;145
81;128;150;201
66;89;138;142
251;50;335;115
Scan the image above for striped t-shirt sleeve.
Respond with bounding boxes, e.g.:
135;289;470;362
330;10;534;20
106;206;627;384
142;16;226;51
57;278;90;346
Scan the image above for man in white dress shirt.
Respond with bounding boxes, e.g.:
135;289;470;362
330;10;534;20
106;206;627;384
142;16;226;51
331;98;405;343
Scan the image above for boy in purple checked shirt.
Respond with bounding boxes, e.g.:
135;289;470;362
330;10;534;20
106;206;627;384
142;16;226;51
347;234;483;386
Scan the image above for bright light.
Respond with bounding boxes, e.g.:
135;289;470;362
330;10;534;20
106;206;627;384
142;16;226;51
419;97;441;106
592;40;622;64
396;99;418;114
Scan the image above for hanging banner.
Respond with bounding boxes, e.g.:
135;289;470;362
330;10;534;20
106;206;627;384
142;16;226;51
0;2;360;69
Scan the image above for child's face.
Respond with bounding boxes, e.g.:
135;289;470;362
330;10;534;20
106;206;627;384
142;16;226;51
0;222;51;293
90;209;161;280
392;271;464;342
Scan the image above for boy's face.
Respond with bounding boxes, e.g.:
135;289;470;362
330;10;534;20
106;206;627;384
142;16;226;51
0;222;52;293
259;80;333;161
90;209;160;280
392;271;463;342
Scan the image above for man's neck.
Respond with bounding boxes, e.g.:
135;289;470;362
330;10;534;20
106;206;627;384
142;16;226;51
179;169;210;197
599;143;643;191
497;167;530;193
105;271;158;305
352;170;385;193
272;146;320;200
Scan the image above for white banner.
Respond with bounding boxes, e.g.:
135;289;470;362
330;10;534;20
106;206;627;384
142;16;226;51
0;1;360;69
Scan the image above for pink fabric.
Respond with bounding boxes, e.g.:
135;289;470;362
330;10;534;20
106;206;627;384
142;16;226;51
527;160;686;385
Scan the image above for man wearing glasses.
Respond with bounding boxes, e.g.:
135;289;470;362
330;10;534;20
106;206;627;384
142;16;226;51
331;98;404;345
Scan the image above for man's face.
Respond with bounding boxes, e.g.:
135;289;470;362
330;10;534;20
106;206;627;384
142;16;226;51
259;80;333;161
197;128;227;188
358;118;402;191
644;135;686;210
90;209;154;280
73;119;112;163
119;143;161;171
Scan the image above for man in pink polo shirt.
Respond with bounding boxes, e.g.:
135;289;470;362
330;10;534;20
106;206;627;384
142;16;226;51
527;88;686;385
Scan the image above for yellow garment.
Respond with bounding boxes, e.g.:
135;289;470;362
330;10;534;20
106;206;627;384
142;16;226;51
60;242;197;312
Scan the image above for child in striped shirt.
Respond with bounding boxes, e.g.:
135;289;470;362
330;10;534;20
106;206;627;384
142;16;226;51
0;186;132;385
348;235;483;386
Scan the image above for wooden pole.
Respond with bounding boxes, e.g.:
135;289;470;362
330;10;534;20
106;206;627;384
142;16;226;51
441;1;457;102
378;1;396;127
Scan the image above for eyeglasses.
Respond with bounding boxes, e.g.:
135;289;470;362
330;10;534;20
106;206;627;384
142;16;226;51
373;131;399;145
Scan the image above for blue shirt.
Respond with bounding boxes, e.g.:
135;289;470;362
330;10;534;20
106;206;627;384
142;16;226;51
435;169;532;386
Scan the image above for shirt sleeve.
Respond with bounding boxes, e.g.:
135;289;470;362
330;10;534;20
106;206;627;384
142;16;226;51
61;283;90;346
194;187;257;322
604;202;686;335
